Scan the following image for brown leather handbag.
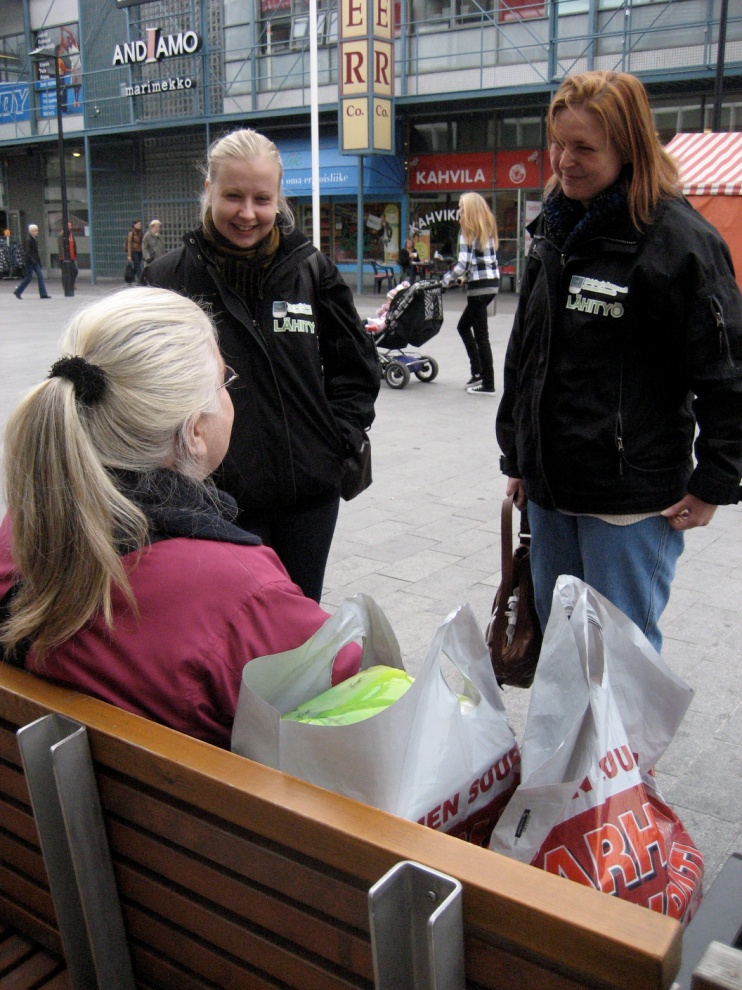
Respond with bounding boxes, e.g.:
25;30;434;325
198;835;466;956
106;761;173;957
486;495;543;688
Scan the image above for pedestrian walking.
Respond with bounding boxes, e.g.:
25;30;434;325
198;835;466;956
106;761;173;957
57;221;78;290
442;193;500;395
14;225;51;299
126;219;144;283
142;220;165;266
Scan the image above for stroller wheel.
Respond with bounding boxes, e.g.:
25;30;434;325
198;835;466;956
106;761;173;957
414;357;439;382
385;361;411;389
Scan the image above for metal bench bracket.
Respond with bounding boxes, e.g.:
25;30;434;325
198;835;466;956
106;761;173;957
17;713;136;990
368;859;465;989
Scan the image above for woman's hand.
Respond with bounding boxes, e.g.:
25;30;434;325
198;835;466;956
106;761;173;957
661;493;717;531
506;477;526;511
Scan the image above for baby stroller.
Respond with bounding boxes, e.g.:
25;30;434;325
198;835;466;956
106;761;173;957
366;279;444;389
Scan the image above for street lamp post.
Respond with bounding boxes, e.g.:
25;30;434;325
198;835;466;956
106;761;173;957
29;46;74;297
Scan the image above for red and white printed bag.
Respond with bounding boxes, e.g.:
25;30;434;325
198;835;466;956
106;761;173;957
490;576;703;924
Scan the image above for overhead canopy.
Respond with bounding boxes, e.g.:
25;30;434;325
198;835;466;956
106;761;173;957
665;132;742;196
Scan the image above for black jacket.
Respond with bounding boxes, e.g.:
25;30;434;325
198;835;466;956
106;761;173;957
496;195;742;513
143;227;379;513
24;235;41;266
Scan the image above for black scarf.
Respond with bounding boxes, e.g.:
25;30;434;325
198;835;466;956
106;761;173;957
543;181;633;255
111;469;261;548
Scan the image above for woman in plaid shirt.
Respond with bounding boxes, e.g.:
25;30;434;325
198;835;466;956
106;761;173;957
443;193;501;395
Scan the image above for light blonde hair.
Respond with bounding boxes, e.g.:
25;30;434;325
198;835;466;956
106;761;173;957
1;287;222;660
458;193;499;249
546;70;680;228
200;128;295;232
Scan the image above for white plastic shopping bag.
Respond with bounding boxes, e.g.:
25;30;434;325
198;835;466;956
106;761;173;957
490;576;703;924
232;594;519;845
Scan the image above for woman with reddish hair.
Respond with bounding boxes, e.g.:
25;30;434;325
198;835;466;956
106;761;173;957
497;70;742;651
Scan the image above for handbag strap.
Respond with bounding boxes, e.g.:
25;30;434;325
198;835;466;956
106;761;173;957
499;495;515;596
495;496;531;606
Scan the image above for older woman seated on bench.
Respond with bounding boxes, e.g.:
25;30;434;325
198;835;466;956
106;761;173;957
0;287;359;747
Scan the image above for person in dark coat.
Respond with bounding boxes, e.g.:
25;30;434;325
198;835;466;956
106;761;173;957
14;224;51;299
57;220;78;289
496;70;742;651
126;219;144;283
142;219;165;265
143;129;379;601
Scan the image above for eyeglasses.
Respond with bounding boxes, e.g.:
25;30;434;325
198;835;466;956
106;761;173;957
220;365;239;389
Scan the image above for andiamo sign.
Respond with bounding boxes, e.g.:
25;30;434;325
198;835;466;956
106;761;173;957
113;27;202;66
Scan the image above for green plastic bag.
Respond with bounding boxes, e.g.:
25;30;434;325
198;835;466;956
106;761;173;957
282;665;414;726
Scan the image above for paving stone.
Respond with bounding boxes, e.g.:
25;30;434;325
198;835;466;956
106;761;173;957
323;553;390;587
424;524;497;558
377;547;463;582
663;603;740;649
685;660;742;719
408;513;483;542
663;740;742;823
331;532;438;565
715;702;742;744
658;709;726;778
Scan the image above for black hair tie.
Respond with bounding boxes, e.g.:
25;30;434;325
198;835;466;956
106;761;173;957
48;356;108;407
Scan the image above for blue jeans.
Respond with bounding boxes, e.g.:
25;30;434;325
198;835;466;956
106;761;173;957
16;261;49;298
236;497;340;603
527;503;684;652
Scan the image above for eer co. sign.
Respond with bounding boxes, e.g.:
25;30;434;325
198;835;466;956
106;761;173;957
339;0;395;155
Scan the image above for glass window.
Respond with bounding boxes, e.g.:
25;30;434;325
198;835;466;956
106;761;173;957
410;121;451;153
498;114;543;149
0;33;24;84
494;190;518;266
225;0;251;25
225;24;252;52
499;0;545;22
409;193;462;261
258;0;338;53
458;113;495;151
410;115;494;153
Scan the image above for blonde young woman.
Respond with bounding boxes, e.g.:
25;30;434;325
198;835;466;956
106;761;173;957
442;192;501;395
144;128;379;601
0;287;358;747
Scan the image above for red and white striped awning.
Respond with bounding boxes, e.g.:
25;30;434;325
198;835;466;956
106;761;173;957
665;132;742;196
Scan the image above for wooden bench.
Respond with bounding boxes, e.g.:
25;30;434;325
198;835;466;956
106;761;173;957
0;923;70;988
0;663;687;990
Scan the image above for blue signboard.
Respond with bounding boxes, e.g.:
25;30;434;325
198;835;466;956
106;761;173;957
34;78;83;118
0;83;31;122
277;137;404;196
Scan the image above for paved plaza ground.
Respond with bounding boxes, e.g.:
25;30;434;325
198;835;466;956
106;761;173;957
2;271;741;891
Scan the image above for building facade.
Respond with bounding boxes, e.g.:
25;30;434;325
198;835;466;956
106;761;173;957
0;0;740;283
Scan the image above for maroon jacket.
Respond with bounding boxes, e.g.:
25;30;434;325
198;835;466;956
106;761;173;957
0;514;359;748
